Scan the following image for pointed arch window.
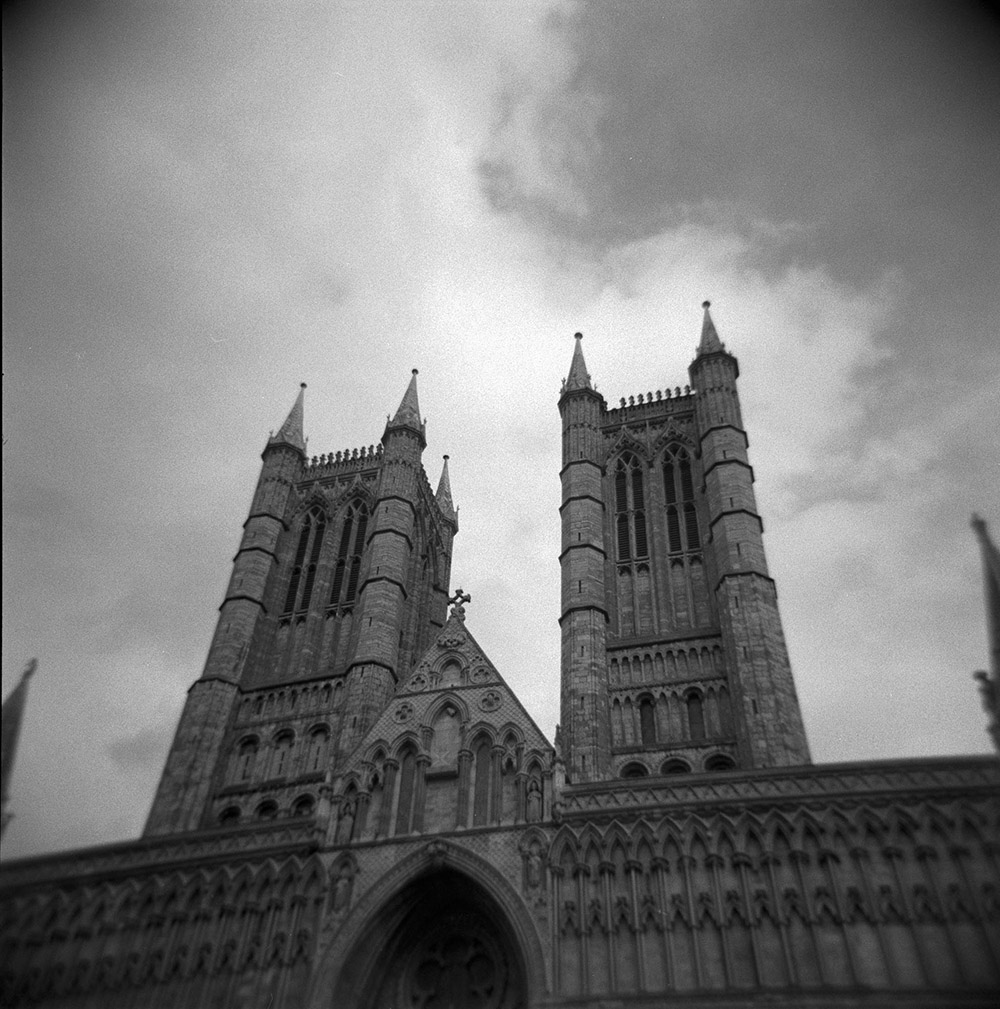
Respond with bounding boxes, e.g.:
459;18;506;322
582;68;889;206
613;453;648;563
395;747;417;835
472;738;492;827
283;507;327;614
329;502;369;610
663;446;701;553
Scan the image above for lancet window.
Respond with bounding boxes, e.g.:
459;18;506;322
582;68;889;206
663;446;701;554
614;453;648;562
329;502;369;610
283;507;327;615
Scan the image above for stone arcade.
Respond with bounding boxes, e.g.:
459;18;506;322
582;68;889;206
1;307;998;1007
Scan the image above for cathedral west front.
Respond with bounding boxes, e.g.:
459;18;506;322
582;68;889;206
1;306;998;1007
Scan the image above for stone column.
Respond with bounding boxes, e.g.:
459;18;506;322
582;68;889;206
456;749;473;828
411;755;431;833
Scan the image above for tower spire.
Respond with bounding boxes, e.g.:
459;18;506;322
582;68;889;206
436;454;457;526
564;332;592;392
384;369;426;448
697;300;725;356
268;383;307;453
2;658;37;837
392;369;421;428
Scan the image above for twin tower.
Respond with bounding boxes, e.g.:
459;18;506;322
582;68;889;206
145;305;809;836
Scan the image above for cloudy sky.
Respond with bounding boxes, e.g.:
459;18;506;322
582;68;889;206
3;0;998;860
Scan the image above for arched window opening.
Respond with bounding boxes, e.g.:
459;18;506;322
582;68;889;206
330;502;369;609
430;705;462;768
620;762;649;778
292;794;315;818
237;737;258;782
639;696;656;746
525;763;543;822
284;507;326;614
663;446;701;554
660;758;690;775
705;753;736;772
271;731;295;778
219;806;241;826
687;692;705;741
395;748;417;835
256;800;278;821
309;726;330;772
614;454;648;562
472;738;492;827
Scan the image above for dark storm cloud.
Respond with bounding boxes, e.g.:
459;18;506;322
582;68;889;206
482;2;999;283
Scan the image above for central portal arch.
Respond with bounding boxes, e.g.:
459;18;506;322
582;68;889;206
336;868;528;1009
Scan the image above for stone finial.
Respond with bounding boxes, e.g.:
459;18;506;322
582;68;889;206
448;588;471;620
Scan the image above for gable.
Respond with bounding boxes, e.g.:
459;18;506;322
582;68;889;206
341;611;553;773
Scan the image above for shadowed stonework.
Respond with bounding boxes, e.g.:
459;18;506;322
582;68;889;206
1;319;997;1007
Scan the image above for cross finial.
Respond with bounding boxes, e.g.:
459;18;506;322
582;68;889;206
448;587;471;619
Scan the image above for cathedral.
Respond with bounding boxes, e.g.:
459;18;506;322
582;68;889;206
1;306;998;1007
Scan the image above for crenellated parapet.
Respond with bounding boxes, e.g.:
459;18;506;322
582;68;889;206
302;444;383;477
605;385;697;425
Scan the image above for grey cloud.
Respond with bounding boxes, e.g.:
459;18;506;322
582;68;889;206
105;723;175;772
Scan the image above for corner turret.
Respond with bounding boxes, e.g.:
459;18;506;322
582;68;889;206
689;303;809;767
341;370;428;755
145;385;309;835
558;333;612;783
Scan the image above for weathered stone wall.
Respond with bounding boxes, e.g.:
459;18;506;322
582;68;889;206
4;757;997;1008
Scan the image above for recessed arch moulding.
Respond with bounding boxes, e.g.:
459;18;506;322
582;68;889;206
310;839;548;1008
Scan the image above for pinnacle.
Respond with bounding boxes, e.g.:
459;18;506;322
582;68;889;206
436;454;457;523
564;332;592;392
697;300;725;356
390;369;422;429
268;383;307;453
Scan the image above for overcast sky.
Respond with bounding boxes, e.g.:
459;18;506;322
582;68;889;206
3;0;998;861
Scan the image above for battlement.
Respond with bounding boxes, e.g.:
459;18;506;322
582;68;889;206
302;443;383;477
604;385;696;424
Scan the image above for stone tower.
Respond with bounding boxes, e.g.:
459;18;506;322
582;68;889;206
559;304;810;783
144;374;457;835
3;312;998;1009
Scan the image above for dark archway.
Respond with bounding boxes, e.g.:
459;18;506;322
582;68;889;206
335;868;527;1009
